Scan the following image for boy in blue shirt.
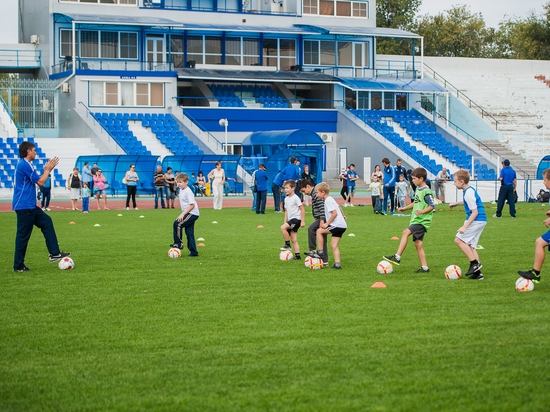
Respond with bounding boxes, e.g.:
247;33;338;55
518;168;550;283
12;141;70;272
255;163;269;214
449;169;487;280
344;164;359;207
81;182;91;213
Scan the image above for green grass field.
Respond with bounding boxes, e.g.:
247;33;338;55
1;198;550;411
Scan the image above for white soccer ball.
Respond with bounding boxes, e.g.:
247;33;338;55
279;250;293;261
168;248;181;258
304;256;323;270
515;277;535;292
445;265;462;280
377;260;393;274
58;257;74;270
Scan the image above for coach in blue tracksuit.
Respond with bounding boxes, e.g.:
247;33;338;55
271;156;300;212
12;141;70;272
494;159;517;218
381;157;396;215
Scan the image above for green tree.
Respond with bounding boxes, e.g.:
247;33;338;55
376;0;422;55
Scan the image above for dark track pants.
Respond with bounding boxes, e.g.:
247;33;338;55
496;184;516;217
173;214;199;256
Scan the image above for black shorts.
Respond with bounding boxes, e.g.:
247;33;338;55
409;224;426;241
286;219;301;233
329;227;347;238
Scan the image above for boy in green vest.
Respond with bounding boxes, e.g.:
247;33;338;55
383;167;435;272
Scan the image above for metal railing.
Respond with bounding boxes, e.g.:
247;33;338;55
78;102;128;155
423;63;500;130
0;93;17;126
180;107;225;153
51;59;176;74
175;95;340;109
141;0;298;15
301;65;418;79
0;49;41;68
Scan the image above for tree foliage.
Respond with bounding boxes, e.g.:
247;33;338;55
376;0;421;55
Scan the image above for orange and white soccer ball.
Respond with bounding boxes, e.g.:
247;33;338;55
515;277;535;292
445;265;462;280
168;247;181;258
279;250;293;261
58;257;74;270
377;260;393;274
304;256;323;269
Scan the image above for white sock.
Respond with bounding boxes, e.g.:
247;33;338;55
422;266;429;270
395;254;401;260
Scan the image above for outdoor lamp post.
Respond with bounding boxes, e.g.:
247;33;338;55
219;118;228;153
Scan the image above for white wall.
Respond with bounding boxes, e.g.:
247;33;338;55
0;0;20;44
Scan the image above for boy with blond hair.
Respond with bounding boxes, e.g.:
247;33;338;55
170;173;200;257
280;180;305;260
518;168;550;283
383;168;434;273
449;169;487;280
312;182;347;269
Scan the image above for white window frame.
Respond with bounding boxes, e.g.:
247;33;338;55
60;0;137;4
88;81;164;107
60;29;139;60
303;0;369;18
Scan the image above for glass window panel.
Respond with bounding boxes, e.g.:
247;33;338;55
170;35;184;53
279;39;295;57
105;82;118;106
81;31;99;58
100;0;116;3
225;55;241;65
187;36;203;54
319;0;334;15
101;32;118;58
242;56;259;65
151;83;163;107
61;30;79;57
187;54;203;64
136;83;149;106
304;40;319;65
204;36;221;54
119;0;137;3
120;33;137;59
205;55;222;64
336;1;351;16
90;82;104;106
225;37;240;55
263;56;278;67
279;58;295;71
121;82;134;106
337;41;352;66
243;38;259;55
371;91;382;110
384;92;395;110
80;0;98;3
353;2;366;17
303;0;318;14
320;41;335;65
263;39;278;57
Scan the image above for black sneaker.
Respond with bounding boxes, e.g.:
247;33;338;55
289;256;301;261
280;245;292;251
468;272;485;280
304;251;315;257
383;255;401;265
323;260;329;266
13;264;31;272
49;251;71;263
414;267;430;273
312;250;328;262
465;261;482;276
331;264;342;269
170;243;183;249
518;269;541;283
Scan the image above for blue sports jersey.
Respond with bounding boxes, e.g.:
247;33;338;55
13;158;41;211
463;186;487;222
273;163;300;186
383;165;396;187
255;169;269;191
500;167;516;186
347;170;357;186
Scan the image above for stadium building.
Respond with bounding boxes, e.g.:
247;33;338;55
0;0;545;199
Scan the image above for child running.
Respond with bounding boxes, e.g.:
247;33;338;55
383;167;435;273
449;169;487;280
299;179;328;266
518;168;550;283
312;182;347;269
170;173;200;257
81;182;90;214
280;180;305;260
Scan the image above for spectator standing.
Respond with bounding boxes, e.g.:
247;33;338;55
340;167;349;204
301;164;316;206
154;165;166;209
124;164;139;210
208;162;226;210
67;167;82;211
344;164;359;207
494;159;517;218
255;163;269;214
196;171;207;196
94;169;109;210
81;182;90;213
382;158;396;215
90;163;98;193
40;172;52;211
407;169;415;202
82;161;92;193
371;165;384;213
224;177;235;196
435;167;451;203
396;174;409;208
189;172;198;196
394;159;407;182
12;141;70;272
165;167;177;209
368;175;382;214
251;168;258;211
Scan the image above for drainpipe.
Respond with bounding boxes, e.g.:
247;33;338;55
55;20;76;90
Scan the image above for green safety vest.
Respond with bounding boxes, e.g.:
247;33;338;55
410;186;434;230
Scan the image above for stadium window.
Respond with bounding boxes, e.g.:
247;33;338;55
303;0;318;14
121;82;134;106
225;37;241;65
262;39;278;67
88;81;164;107
304;40;319;65
60;30;79;57
371;91;382;110
136;83;149;106
101;32;119;59
336;1;351;16
243;38;259;66
120;33;138;59
204;36;222;64
169;35;184;68
384;92;395;110
319;0;334;15
151;83;164;106
337;42;352;66
320;41;335;65
80;31;99;58
105;82;118;106
89;82;104;106
279;39;296;70
352;2;366;17
187;36;204;65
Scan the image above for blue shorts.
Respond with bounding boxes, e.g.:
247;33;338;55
348;186;356;194
541;230;550;246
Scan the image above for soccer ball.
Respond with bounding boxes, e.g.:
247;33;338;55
305;256;323;269
377;260;393;274
168;248;181;258
58;257;74;270
515;277;535;292
445;265;462;279
279;250;293;261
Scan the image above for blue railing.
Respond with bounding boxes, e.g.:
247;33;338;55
176;96;340;109
52;59;175;74
302;66;418;79
0;93;17;126
0;49;41;68
180;106;225;152
78;102;129;155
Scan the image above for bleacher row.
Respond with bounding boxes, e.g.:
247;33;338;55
351;109;497;180
209;84;287;108
0;137;65;188
93;112;203;156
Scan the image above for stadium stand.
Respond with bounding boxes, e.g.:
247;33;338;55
208;84;287;108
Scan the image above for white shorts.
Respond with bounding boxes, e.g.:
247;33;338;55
456;220;487;248
70;188;80;200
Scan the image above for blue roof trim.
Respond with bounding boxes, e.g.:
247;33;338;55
182;23;318;34
58;13;181;26
242;129;325;146
49;70;178;80
337;77;446;92
294;24;421;39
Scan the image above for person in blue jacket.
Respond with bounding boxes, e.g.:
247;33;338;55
255;163;269;214
271;157;300;213
494;159;517;218
381;157;396;215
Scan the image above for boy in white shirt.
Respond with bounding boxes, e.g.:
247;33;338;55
396;174;409;209
312;182;347;269
368;175;382;214
170;173;200;257
280;180;306;260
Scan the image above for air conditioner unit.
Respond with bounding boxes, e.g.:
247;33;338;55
321;133;333;143
30;35;39;45
61;83;70;93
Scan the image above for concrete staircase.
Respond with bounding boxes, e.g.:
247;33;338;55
482;140;537;178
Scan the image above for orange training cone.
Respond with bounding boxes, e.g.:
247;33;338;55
371;282;387;288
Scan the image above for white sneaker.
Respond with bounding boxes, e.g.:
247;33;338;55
46;208;51;211
126;207;130;210
135;207;139;210
350;204;355;207
343;203;348;207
